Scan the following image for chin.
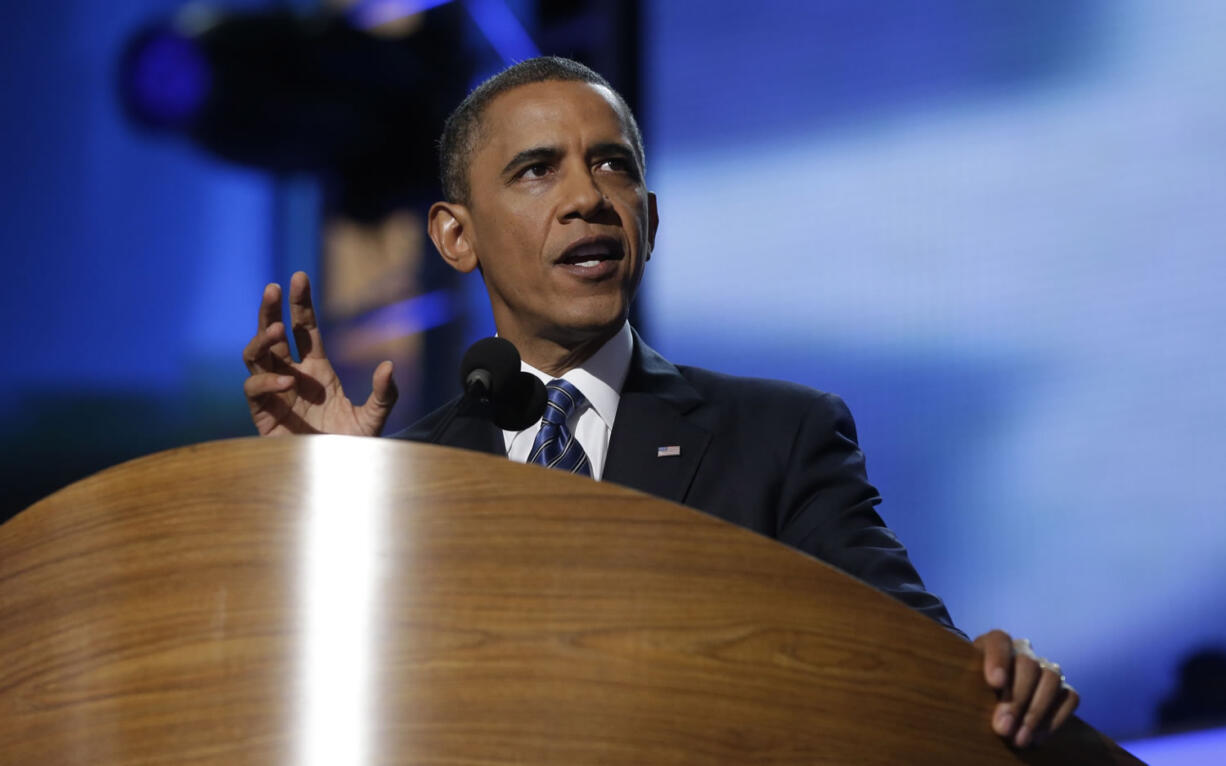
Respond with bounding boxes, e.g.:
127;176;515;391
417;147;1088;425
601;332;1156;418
550;307;627;343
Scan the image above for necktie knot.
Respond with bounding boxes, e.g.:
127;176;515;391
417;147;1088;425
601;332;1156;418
542;378;585;426
528;378;592;477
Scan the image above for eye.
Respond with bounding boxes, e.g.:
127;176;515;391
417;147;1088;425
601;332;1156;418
596;156;639;179
517;163;552;180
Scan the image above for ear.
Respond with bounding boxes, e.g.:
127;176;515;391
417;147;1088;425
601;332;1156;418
428;200;479;273
646;191;659;261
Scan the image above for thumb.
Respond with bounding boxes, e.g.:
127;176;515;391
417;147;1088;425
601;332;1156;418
360;360;399;434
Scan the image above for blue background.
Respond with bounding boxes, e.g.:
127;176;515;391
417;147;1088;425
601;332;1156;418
642;0;1226;740
2;0;1223;743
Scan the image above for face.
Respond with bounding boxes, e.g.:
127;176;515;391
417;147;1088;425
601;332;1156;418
434;80;657;351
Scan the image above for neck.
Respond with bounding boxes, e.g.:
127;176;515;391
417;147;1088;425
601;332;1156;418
507;324;621;377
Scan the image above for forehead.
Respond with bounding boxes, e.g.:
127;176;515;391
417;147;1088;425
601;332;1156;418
474;80;632;164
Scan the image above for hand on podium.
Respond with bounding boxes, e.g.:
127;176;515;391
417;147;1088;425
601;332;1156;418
242;271;398;436
975;629;1080;748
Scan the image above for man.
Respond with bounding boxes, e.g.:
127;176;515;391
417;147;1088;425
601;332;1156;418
243;56;1077;748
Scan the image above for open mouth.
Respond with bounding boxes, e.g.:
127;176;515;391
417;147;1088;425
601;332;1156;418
556;236;623;270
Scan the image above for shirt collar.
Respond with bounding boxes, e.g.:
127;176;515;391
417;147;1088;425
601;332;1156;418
517;321;632;429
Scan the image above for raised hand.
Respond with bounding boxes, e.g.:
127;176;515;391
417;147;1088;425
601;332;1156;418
242;271;398;436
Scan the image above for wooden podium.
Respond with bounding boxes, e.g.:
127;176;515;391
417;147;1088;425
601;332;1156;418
0;437;1140;764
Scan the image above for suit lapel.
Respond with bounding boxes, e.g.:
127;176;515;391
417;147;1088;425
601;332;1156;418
603;333;711;504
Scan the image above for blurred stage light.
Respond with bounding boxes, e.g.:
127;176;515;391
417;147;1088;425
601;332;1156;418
120;28;211;129
118;4;468;198
462;0;539;63
344;0;455;32
338;0;537;61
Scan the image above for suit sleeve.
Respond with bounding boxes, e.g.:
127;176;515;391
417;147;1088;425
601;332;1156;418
775;393;963;635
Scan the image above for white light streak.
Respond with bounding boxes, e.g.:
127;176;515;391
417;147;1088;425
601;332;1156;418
295;436;388;766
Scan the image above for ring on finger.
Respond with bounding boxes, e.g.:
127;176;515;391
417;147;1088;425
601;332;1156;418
1037;658;1066;683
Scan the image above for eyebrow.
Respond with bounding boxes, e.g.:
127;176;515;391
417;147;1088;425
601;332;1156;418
500;146;561;179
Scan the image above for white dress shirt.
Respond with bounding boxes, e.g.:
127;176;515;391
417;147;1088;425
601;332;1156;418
503;321;632;480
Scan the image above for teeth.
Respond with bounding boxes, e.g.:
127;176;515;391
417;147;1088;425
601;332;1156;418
575;260;600;268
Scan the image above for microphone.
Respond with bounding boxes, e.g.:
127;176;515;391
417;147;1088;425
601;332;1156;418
460;337;520;402
426;337;547;442
491;365;547;430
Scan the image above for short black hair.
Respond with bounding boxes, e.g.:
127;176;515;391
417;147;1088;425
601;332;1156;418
438;56;645;205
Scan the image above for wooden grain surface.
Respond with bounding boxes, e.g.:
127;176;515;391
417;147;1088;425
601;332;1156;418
0;436;1142;765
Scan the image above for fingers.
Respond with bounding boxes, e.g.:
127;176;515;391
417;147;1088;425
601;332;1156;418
288;271;328;360
244;372;297;436
243;372;295;399
1016;662;1064;747
247;283;292;371
359;361;399;436
1004;649;1044;746
370;360;398;407
975;629;1013;690
1030;670;1079;746
1050;682;1080;733
246;274;327;372
243;320;291;373
259;283;293;360
974;630;1080;749
257;282;282;332
989;639;1039;740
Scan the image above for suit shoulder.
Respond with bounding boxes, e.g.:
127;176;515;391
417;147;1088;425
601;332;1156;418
674;364;852;418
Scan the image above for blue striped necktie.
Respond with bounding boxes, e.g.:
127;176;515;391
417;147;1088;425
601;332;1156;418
528;379;592;477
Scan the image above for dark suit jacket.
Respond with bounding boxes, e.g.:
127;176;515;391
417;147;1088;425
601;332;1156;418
395;331;958;632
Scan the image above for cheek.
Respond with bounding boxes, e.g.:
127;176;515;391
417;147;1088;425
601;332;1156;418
614;198;649;246
497;198;553;255
474;207;541;265
477;228;550;302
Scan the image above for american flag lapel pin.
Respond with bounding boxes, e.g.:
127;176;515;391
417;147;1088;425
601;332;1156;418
657;445;682;458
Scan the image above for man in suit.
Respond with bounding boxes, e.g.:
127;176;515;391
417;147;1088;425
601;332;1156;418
397;327;957;631
242;56;1078;748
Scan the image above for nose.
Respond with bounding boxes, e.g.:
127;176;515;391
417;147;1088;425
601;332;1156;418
557;164;610;222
